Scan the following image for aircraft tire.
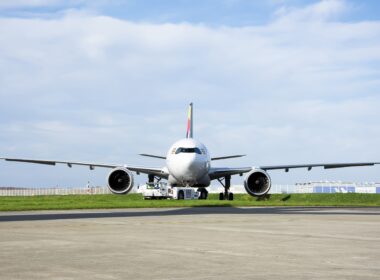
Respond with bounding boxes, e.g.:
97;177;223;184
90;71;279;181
219;192;224;200
178;190;184;200
199;189;208;200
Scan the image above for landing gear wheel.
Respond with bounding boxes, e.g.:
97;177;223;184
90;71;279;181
198;188;208;200
217;175;232;200
178;190;184;200
219;192;224;200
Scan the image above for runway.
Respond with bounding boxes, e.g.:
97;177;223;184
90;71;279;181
1;207;379;279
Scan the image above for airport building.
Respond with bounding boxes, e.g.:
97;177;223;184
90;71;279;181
294;181;380;194
218;182;380;194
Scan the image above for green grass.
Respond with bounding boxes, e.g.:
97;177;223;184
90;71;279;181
0;193;379;211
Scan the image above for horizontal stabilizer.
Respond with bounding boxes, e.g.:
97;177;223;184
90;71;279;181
211;155;246;161
139;154;166;159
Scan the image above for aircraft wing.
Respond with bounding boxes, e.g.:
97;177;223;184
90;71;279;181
209;162;380;180
209;167;252;180
259;162;380;172
0;157;168;179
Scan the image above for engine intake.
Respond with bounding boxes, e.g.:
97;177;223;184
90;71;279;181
107;167;134;194
244;169;271;197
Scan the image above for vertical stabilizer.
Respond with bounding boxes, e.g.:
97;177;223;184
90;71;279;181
186;103;193;138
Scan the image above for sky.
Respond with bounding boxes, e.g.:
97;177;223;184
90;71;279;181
0;0;379;188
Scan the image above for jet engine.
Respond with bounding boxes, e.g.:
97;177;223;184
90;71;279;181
107;167;134;194
244;169;271;197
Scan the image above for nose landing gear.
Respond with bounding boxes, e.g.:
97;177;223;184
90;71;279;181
197;188;208;200
217;175;234;201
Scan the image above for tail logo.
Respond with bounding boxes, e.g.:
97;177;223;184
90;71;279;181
186;103;193;138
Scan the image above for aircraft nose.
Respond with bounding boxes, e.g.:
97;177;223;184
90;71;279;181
185;154;199;169
182;155;205;177
168;152;207;185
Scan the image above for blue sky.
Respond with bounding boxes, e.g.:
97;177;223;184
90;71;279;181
0;0;379;188
1;0;380;24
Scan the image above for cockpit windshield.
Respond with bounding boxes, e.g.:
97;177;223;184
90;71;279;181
175;147;202;154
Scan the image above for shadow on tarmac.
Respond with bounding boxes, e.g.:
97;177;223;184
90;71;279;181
0;207;379;222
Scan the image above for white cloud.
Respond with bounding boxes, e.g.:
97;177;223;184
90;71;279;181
0;1;380;187
274;0;349;22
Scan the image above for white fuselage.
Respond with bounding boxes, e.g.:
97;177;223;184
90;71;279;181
166;138;211;187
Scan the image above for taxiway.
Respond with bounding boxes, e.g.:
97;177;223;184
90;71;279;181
0;207;379;279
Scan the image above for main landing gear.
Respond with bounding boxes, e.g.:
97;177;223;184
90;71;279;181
217;175;233;201
148;174;162;184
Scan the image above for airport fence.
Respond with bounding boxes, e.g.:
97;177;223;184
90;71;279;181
0;187;111;196
207;183;380;194
0;183;379;196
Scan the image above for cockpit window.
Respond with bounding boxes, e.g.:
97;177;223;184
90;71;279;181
175;147;202;154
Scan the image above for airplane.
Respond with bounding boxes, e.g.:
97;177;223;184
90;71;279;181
1;103;379;200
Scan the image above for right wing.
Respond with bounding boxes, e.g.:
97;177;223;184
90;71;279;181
0;157;169;179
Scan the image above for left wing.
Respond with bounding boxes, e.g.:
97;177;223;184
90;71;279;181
0;157;168;179
209;167;252;180
209;162;380;180
260;162;380;172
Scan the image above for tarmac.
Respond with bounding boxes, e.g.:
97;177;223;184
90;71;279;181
0;207;379;280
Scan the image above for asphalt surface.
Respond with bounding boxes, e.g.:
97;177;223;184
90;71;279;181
0;207;379;279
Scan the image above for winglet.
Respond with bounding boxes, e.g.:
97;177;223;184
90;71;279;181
186;103;193;138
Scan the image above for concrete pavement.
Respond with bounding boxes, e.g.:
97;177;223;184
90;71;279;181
0;207;379;279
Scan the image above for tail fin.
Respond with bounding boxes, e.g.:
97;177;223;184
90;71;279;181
186;103;193;138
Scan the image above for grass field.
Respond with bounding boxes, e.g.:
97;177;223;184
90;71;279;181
0;193;379;211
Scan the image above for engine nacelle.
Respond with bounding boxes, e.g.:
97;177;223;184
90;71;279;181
107;167;134;194
244;169;271;197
